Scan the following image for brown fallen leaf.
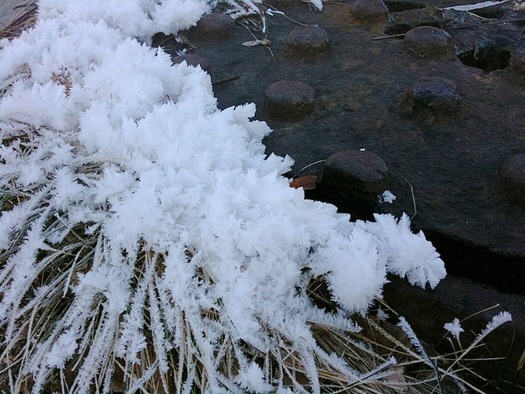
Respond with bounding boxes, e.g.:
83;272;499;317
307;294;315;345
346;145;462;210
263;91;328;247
290;175;317;190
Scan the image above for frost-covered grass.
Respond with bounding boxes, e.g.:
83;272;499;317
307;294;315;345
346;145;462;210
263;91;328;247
0;0;511;393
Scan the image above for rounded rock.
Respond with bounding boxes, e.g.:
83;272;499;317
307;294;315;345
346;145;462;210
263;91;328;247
316;150;389;219
400;77;462;119
346;0;389;22
500;154;525;205
404;77;461;114
264;80;315;120
402;26;454;58
191;13;235;41
171;54;211;74
284;26;330;57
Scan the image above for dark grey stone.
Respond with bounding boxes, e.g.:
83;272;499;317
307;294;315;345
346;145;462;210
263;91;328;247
401;77;461;118
402;26;454;58
284;26;330;57
345;0;389;22
316;150;389;220
383;275;525;392
456;34;511;72
264;80;316;121
384;9;441;35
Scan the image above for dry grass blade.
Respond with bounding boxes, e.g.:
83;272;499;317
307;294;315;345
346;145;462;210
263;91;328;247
0;1;38;40
0;212;505;393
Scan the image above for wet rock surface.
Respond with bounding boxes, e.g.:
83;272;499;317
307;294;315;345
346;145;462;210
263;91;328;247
385;8;441;35
284;26;330;57
155;1;525;388
401;76;461;120
264;80;316;120
511;48;525;81
344;0;389;22
402;26;454;58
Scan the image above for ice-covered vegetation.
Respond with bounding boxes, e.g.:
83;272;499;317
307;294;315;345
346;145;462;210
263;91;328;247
0;1;510;392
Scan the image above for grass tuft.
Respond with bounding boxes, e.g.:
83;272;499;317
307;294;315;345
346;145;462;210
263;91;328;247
0;1;38;40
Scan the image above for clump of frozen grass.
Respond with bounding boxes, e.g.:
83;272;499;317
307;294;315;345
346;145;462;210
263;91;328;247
0;0;507;392
0;1;38;40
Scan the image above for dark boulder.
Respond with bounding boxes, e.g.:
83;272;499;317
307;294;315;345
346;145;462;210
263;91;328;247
315;150;389;220
341;0;389;23
284;26;330;58
264;80;316;121
400;76;461;121
510;49;525;83
402;26;454;59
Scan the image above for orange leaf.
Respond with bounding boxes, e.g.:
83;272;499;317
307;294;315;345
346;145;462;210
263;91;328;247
290;175;317;190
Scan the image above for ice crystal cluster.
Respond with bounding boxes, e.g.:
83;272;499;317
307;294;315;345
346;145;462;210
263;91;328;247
0;0;446;392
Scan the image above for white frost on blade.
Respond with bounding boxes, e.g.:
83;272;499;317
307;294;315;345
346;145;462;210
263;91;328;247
235;362;272;392
476;311;512;341
313;229;387;313
152;0;210;35
356;214;446;289
444;318;464;341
